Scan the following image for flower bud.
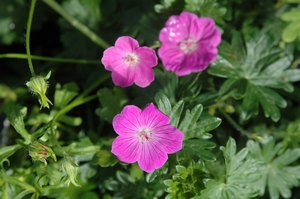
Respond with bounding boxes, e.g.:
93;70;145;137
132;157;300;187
26;71;53;109
61;156;80;187
28;140;57;165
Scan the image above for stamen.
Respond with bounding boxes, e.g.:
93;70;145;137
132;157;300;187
124;53;139;67
179;38;198;54
138;128;153;143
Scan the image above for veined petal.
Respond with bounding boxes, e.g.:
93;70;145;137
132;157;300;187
113;105;141;135
154;125;184;153
114;36;139;53
139;103;170;128
111;64;135;87
111;136;141;163
135;47;158;68
138;143;168;173
134;63;155;88
158;45;184;71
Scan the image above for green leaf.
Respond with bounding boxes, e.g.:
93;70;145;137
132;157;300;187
180;139;216;162
198;137;262;199
0;144;22;168
155;92;172;116
179;104;221;140
62;137;100;162
54;83;79;109
184;0;226;25
155;92;184;126
96;87;129;123
3;103;31;143
91;149;118;167
209;33;292;121
247;138;300;199
281;9;300;42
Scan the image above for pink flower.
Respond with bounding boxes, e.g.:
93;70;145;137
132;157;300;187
111;103;184;173
101;36;158;88
158;11;221;76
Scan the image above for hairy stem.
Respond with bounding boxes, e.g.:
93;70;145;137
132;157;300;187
26;0;37;77
217;107;252;138
0;53;100;64
42;0;110;49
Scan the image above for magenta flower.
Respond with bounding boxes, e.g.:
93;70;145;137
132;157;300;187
111;103;184;173
158;11;221;76
101;36;158;88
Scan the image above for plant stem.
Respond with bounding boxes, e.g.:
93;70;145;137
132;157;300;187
0;53;100;64
0;171;36;193
217;107;252;138
150;42;161;49
77;73;110;99
26;0;37;77
42;0;110;49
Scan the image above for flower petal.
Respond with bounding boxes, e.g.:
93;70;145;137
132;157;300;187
154;125;184;153
114;36;139;53
111;64;135;87
158;45;184;72
138;143;168;173
111;136;141;163
113;105;141;136
133;64;155;88
139;103;170;128
136;47;158;68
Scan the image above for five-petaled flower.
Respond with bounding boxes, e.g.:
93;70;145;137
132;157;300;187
158;11;221;76
111;103;184;173
101;36;158;88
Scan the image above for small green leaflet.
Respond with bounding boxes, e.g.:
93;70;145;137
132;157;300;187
281;9;300;43
195;137;263;199
247;138;300;199
96;86;129;123
209;33;300;121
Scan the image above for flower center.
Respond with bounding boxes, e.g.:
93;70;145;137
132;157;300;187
137;128;153;143
124;53;139;67
179;38;198;54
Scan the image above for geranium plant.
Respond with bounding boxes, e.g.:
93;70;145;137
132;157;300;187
1;0;300;199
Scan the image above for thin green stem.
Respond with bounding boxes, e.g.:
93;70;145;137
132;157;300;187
77;73;110;99
49;94;97;155
52;95;97;123
150;42;161;49
49;74;110;153
42;0;110;49
26;0;37;77
0;171;36;193
217;107;252;138
0;53;100;64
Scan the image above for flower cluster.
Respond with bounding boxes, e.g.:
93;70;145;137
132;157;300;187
101;11;221;172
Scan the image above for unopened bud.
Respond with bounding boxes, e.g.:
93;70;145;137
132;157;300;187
28;141;57;165
26;71;53;109
61;156;80;187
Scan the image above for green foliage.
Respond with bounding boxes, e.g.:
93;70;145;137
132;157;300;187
281;8;300;42
184;0;227;24
197;137;263;199
209;33;300;121
96;87;129;123
247;138;300;199
1;0;300;198
164;162;207;199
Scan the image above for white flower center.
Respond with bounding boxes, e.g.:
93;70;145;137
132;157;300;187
124;53;139;67
179;38;198;54
137;128;153;143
